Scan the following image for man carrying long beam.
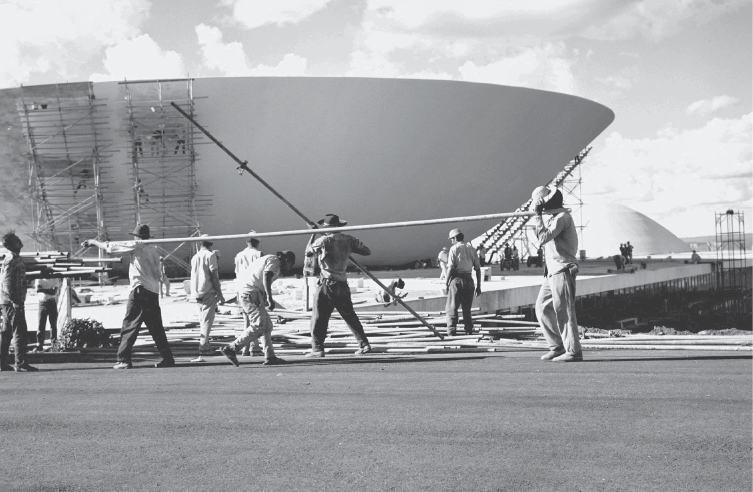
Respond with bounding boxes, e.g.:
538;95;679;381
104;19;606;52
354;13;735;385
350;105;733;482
304;214;373;357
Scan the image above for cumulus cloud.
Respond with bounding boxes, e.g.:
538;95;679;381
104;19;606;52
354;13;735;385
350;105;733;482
582;113;753;237
581;0;750;42
196;24;255;76
89;35;186;82
458;44;577;94
595;76;632;90
686;95;740;116
0;0;149;87
250;54;308;76
223;0;333;29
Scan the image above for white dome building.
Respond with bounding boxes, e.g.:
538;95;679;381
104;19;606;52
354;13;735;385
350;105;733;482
579;202;691;258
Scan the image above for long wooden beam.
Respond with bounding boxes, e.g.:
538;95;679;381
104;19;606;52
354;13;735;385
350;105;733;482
105;208;567;245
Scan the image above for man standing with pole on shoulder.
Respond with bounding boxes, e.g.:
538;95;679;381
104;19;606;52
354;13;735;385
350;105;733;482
1;231;37;372
304;214;372;357
531;185;583;362
83;224;175;369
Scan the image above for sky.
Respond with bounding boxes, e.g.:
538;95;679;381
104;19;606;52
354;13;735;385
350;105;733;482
1;0;751;238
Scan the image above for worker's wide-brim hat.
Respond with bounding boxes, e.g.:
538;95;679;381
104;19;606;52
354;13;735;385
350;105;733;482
448;228;462;239
131;224;153;239
531;185;558;203
318;214;347;227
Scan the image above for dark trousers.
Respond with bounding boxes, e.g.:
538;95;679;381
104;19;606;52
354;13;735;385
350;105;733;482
1;303;28;367
446;273;475;334
37;298;58;348
310;279;369;351
117;287;173;363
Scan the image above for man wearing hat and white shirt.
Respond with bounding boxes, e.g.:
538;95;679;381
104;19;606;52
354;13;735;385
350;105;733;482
190;234;225;359
83;224;175;369
233;232;264;356
220;250;296;367
531;185;583;362
445;228;481;336
304;213;372;357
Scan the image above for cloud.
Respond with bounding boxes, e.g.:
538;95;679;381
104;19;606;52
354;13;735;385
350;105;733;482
686;95;740;116
250;53;308;76
581;0;750;42
595;76;632;90
0;0;149;87
196;24;255;76
458;43;577;94
223;0;333;29
89;35;186;82
582;113;753;237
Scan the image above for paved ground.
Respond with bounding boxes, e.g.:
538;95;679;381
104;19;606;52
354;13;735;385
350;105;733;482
1;348;750;492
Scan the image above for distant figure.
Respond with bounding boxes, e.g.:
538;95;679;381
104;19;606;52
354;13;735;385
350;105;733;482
686;250;701;264
33;267;60;352
444;229;481;336
477;246;487;267
613;253;626;272
150;127;164;156
626;241;634;264
619;243;626;259
190;235;225;358
512;245;520;271
375;278;405;304
234;234;264;357
1;231;37;372
438;246;449;281
158;256;170;298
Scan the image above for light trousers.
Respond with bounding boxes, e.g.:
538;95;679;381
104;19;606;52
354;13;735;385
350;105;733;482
535;269;582;355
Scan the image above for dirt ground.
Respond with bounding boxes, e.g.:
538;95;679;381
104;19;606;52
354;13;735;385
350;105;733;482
1;348;750;492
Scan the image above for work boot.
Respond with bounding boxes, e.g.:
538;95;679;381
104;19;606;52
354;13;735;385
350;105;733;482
552;352;583;363
14;363;38;372
354;344;372;356
540;348;566;361
263;356;286;366
154;358;176;368
113;361;132;369
220;345;240;367
304;350;325;358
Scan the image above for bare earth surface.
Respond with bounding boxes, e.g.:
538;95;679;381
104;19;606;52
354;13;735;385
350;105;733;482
2;261;750;491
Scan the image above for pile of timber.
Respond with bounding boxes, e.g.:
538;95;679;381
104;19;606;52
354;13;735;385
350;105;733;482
146;308;540;355
0;250;119;279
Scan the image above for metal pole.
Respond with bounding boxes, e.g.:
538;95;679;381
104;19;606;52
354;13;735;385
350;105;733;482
170;101;445;339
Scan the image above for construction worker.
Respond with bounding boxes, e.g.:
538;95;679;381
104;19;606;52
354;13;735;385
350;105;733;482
445;229;481;336
1;231;37;372
220;251;295;367
304;214;372;357
83;224;175;369
531;185;582;362
438;246;449;281
33;267;60;352
190;235;225;360
233;233;264;356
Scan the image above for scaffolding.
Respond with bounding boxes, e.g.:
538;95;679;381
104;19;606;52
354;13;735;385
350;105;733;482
476;147;590;263
715;210;748;290
120;78;209;274
18;82;114;255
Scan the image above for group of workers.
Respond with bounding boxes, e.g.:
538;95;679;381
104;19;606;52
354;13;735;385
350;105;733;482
0;183;584;371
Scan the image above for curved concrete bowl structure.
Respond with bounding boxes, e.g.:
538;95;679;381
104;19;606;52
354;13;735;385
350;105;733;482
0;77;614;273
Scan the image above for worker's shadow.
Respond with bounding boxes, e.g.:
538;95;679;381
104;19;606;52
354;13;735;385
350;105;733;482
586;354;751;362
287;355;489;366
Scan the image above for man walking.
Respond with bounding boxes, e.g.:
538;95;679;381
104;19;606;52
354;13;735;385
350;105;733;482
304;214;372;357
190;235;225;359
33;267;60;352
234;234;263;357
220;251;295;367
1;231;37;372
83;224;175;369
444;229;481;336
531;185;583;363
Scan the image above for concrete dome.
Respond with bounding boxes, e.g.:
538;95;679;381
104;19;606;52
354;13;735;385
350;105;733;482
579;202;691;258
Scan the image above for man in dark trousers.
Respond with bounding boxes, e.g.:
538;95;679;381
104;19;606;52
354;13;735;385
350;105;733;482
1;231;37;372
531;185;582;363
304;214;372;357
83;224;175;369
444;229;481;336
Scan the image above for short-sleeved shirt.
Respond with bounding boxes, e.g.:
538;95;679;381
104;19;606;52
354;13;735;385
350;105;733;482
0;253;27;305
191;248;219;298
35;278;60;302
438;249;449;264
234;247;262;289
106;241;162;294
306;232;370;282
237;255;281;295
448;242;480;274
